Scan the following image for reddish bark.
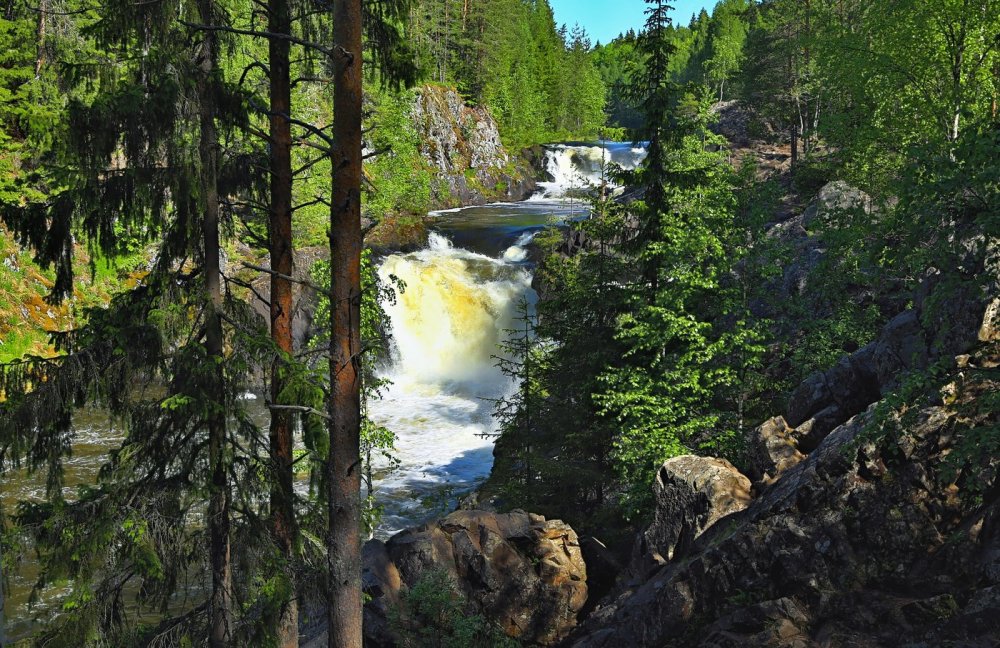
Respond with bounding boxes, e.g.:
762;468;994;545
326;0;364;645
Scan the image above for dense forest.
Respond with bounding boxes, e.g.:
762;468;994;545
0;0;998;646
492;0;1000;524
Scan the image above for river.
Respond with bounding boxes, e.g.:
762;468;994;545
1;142;645;633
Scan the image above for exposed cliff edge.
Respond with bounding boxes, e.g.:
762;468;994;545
412;85;537;207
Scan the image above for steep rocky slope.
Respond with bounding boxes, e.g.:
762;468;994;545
413;85;536;207
570;276;999;646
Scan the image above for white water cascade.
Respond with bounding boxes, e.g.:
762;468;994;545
533;142;647;200
371;233;534;534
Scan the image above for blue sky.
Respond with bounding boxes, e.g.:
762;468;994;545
549;0;712;45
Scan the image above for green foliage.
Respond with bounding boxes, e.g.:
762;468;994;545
816;0;1000;186
390;569;519;648
593;31;644;129
703;0;749;101
410;0;607;146
595;0;750;130
0;0;72;205
364;87;434;219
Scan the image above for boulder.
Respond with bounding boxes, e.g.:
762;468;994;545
786;342;879;427
746;416;806;486
802;180;872;229
364;509;587;646
641;456;752;563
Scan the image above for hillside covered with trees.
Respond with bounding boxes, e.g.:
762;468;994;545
0;0;998;647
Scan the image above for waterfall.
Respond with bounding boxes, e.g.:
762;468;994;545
533;142;647;200
371;233;535;534
378;233;531;385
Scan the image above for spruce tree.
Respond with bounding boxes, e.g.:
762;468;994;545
597;0;749;515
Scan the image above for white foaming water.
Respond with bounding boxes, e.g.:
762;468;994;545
372;232;535;534
501;231;535;263
532;142;647;200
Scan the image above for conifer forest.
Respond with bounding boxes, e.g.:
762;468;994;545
0;0;998;646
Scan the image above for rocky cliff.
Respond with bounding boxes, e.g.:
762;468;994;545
412;85;536;207
567;242;999;646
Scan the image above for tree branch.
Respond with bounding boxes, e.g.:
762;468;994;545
242;262;327;294
267;404;331;420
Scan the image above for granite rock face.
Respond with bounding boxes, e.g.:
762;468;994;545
412;85;535;206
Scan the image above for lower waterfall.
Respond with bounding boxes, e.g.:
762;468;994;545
370;233;535;534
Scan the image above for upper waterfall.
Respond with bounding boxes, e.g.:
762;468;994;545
533;142;647;200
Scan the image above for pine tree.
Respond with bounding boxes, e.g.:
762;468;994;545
265;0;298;640
325;1;415;645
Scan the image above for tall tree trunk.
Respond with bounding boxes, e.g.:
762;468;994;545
268;0;297;642
327;0;363;646
443;0;450;83
1;534;5;647
790;122;798;171
948;12;968;142
196;1;232;644
35;0;46;77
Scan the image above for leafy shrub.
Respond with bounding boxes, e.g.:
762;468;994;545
390;569;519;648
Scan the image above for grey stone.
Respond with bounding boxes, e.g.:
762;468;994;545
642;455;752;562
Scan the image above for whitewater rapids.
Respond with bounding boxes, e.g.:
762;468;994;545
370;233;535;534
532;141;647;200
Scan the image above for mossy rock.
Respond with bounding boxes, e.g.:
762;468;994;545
365;214;430;254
